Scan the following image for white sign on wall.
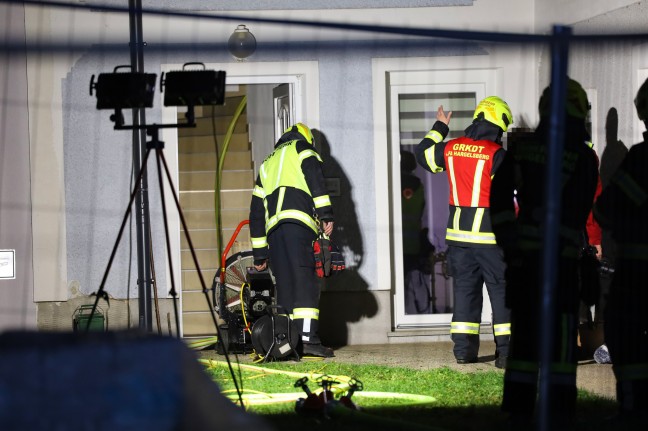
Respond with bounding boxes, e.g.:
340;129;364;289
0;250;16;280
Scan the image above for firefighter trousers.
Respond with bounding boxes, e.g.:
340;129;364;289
604;262;648;416
267;223;322;344
447;245;510;360
502;308;579;424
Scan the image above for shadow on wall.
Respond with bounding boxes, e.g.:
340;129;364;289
599;107;628;263
600;107;628;188
312;129;378;347
597;107;628;320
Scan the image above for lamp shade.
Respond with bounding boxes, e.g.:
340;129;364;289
228;25;257;60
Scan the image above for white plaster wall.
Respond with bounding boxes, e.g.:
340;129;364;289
21;0;647;343
38;2;538;43
25;1;537;303
0;2;37;330
534;0;640;33
537;2;648;157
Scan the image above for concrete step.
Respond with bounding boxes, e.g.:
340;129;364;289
181;248;220;272
182;311;220;337
180;228;218;250
182;269;217;293
181;244;251;291
189;94;247;120
180;235;250;271
178;151;252;171
181;208;250;231
180;189;253;211
179;170;254;191
180;238;251;271
223;84;247;98
182;290;215;313
179;229;251;256
177;133;250;154
177;114;248;137
191;95;246;118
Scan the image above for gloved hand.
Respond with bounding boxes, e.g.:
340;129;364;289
330;244;346;274
313;235;345;277
313;236;331;278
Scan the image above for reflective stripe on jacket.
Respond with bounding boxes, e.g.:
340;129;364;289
416;120;503;246
249;137;333;261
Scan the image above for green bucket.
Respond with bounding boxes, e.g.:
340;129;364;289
73;305;106;332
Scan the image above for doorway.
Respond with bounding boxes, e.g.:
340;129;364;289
387;70;496;329
159;62;319;338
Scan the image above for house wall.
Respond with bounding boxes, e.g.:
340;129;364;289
574;3;648;154
24;1;536;290
0;2;37;331
535;0;639;33
536;2;648;157
6;0;643;343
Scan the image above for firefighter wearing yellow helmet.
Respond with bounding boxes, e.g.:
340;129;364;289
538;78;591;119
595;77;648;424
415;96;513;369
491;78;599;427
249;123;335;358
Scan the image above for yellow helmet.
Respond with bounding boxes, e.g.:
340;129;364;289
285;123;314;145
635;77;648;122
474;96;514;132
538;78;590;119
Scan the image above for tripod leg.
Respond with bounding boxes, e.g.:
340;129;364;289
157;151;216;309
85;147;153;332
154;149;181;338
148;229;162;335
156;149;246;409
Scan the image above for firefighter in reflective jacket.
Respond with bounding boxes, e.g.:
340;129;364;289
415;97;513;367
594;77;648;425
249;123;334;358
491;78;599;427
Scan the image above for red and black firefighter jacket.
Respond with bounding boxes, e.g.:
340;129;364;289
415;120;506;248
249;129;333;264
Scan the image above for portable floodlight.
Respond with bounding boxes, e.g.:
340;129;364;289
161;62;226;107
90;65;156;110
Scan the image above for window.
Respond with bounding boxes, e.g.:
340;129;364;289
398;92;477;146
374;63;500;328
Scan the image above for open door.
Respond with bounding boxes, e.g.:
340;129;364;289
273;83;291;141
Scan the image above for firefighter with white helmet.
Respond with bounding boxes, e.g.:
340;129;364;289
415;96;513;368
594;77;648;425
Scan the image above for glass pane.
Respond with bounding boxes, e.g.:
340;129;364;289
399;91;475;315
398;92;477;146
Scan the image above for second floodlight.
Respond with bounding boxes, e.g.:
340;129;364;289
161;63;226;107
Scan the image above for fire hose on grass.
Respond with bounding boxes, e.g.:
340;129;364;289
198;359;446;430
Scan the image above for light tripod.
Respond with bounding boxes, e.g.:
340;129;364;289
84;117;193;336
83;106;246;409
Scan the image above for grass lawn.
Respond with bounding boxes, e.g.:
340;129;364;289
200;359;619;431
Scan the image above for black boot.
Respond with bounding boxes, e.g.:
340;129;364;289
301;343;335;358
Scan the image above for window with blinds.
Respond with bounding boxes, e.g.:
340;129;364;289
398;92;477;146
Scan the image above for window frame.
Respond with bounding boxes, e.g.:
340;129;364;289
372;59;500;328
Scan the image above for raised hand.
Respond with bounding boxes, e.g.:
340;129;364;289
437;105;453;125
